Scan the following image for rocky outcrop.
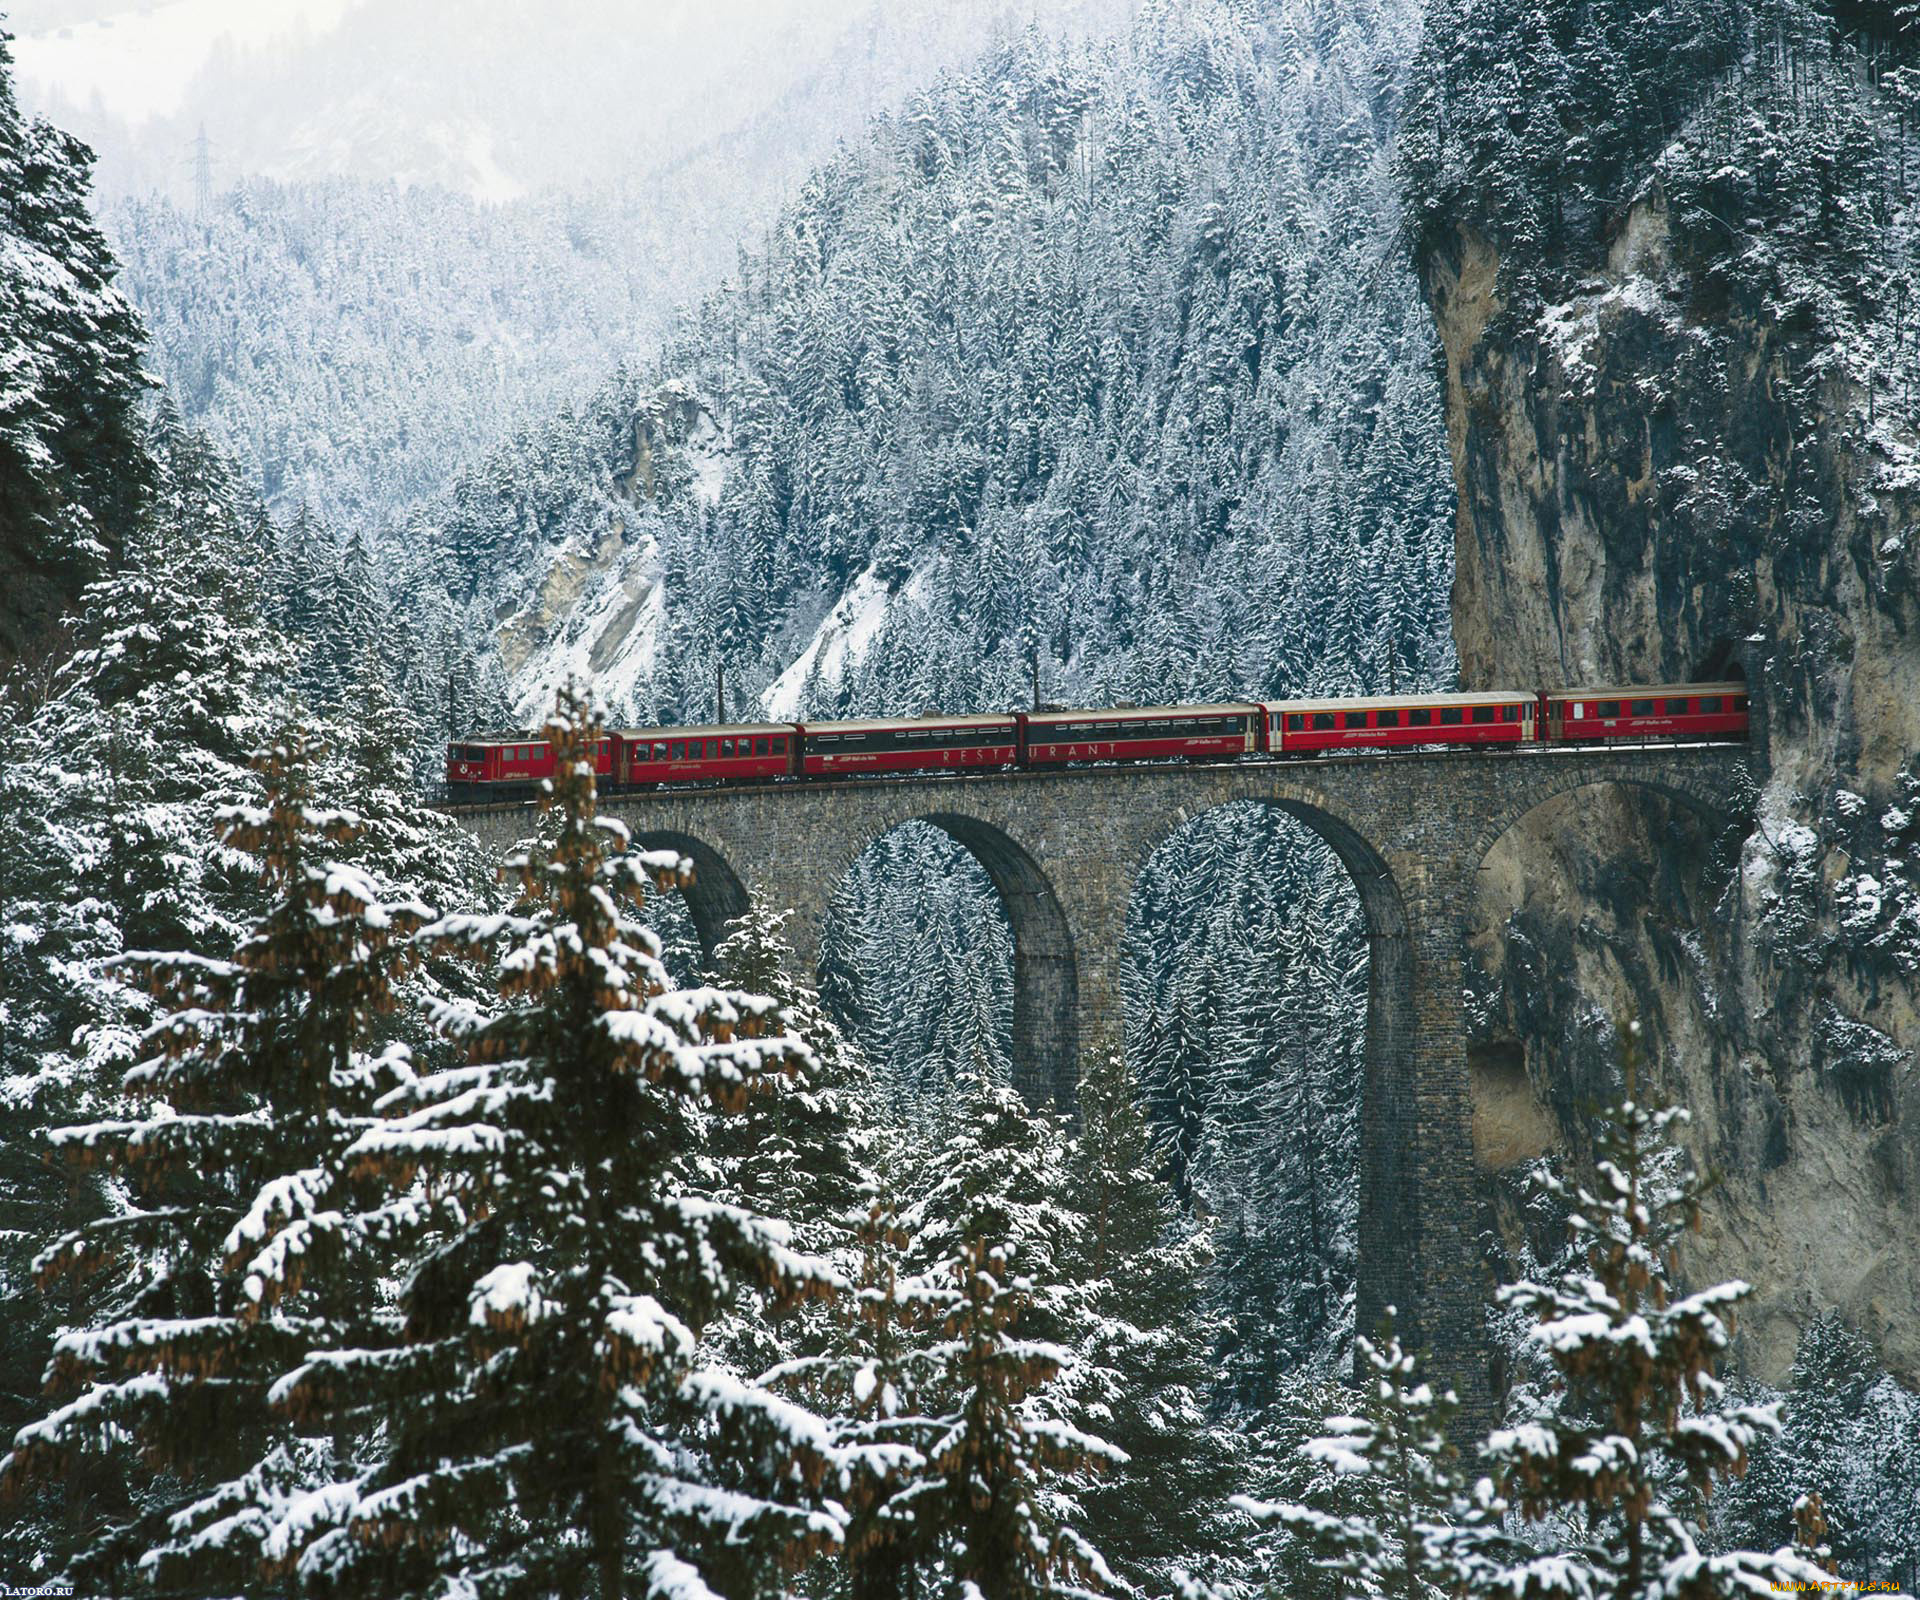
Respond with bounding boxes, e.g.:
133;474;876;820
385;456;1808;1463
490;382;725;720
1427;202;1920;1383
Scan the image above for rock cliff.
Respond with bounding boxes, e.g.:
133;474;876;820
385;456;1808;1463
1427;194;1920;1382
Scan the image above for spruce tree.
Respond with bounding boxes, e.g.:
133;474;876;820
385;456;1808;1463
1237;1315;1506;1600
1482;1026;1833;1598
0;449;281;1579
1715;1313;1920;1587
282;685;844;1599
0;726;427;1594
708;895;876;1242
1059;1052;1240;1592
703;895;884;1488
0;25;152;665
768;1180;951;1600
903;1070;1120;1598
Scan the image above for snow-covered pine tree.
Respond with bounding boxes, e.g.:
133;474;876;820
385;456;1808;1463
708;894;876;1243
766;1180;951;1600
280;686;844;1600
1714;1312;1920;1588
1234;1314;1507;1600
0;726;428;1594
703;895;882;1465
1058;1052;1240;1592
0;429;281;1578
902;1069;1121;1598
1483;1025;1834;1598
0;25;152;667
332;632;492;927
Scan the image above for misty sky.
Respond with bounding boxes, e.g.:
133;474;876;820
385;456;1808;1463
5;0;1104;203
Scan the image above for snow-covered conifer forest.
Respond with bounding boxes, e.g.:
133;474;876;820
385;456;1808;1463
2;0;1918;1593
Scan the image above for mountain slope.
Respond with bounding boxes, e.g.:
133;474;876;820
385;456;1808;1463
420;0;1456;727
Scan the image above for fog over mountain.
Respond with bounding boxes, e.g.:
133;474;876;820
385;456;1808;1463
9;0;1130;203
6;0;1135;532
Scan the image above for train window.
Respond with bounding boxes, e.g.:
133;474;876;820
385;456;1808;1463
1732;696;1746;712
1440;708;1464;725
653;743;667;760
1313;712;1336;730
1471;707;1495;724
1409;708;1431;726
1377;710;1399;727
1666;698;1691;715
1502;705;1521;722
1596;700;1621;717
1699;696;1722;713
1631;699;1656;716
773;737;787;753
671;741;685;760
1286;714;1304;732
1344;712;1366;729
755;738;769;756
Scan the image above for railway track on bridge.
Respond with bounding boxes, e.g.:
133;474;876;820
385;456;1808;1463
435;736;1751;818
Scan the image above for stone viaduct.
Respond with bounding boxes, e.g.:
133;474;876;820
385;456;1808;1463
456;742;1755;1415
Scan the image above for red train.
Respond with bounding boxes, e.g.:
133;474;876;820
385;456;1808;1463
444;683;1748;801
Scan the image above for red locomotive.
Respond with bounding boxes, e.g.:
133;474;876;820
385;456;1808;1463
444;734;617;796
1542;684;1748;744
444;683;1748;801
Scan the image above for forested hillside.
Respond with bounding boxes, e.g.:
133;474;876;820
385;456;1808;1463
105;180;666;531
418;0;1456;727
393;0;1453;1394
66;0;1130;534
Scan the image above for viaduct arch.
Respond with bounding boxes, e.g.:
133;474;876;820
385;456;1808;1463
457;743;1754;1419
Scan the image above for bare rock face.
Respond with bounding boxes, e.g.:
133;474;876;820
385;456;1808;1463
1428;204;1920;1383
491;382;725;718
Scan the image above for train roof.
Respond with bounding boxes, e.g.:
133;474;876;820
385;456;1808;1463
1542;682;1746;700
1024;702;1258;723
613;722;796;739
798;713;1017;734
1260;690;1534;712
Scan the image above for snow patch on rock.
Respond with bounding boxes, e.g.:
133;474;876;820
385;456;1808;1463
759;561;933;719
